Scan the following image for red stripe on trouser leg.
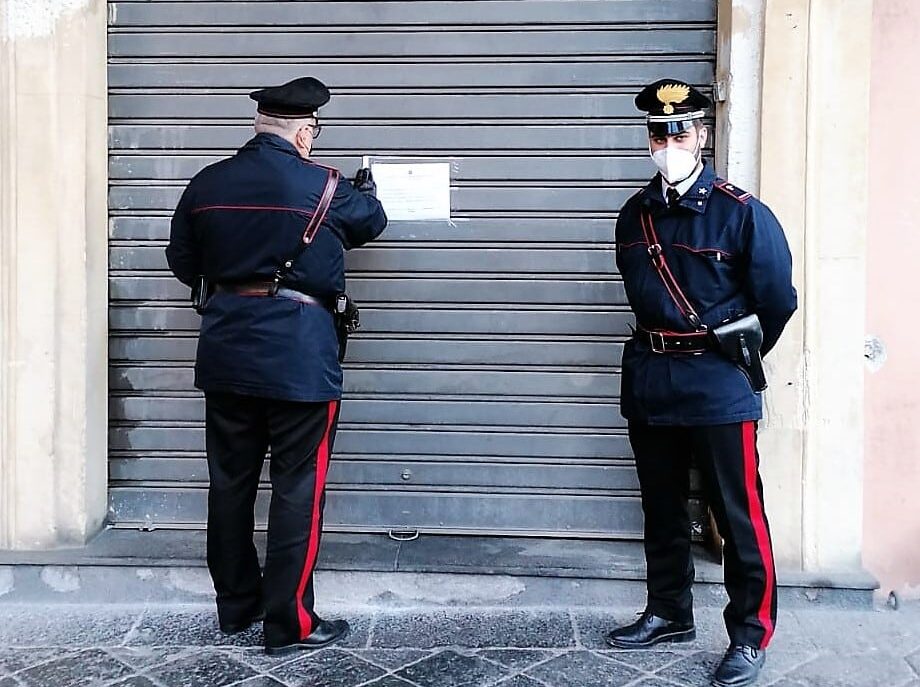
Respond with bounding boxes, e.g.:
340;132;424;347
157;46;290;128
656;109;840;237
295;400;338;640
742;421;775;648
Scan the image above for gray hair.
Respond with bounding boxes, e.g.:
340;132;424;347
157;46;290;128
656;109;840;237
253;112;314;143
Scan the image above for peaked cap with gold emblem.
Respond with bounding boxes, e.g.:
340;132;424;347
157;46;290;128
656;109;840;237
634;78;712;136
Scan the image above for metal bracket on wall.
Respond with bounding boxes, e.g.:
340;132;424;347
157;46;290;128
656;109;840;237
712;80;728;103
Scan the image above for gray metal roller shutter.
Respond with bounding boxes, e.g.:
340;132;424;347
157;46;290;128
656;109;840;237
108;0;717;536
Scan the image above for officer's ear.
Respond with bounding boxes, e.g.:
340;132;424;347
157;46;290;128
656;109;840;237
293;125;312;156
697;124;709;148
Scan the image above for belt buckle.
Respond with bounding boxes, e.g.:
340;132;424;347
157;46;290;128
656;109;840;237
649;331;667;354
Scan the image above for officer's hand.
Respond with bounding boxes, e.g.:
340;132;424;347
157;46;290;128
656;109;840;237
353;167;377;197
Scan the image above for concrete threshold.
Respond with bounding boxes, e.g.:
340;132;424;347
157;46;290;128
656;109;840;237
0;529;877;608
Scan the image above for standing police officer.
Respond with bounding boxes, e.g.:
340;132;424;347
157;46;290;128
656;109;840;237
605;80;797;687
166;77;387;655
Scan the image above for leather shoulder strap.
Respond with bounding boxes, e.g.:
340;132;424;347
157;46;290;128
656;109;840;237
272;168;340;289
639;209;706;331
302;168;340;244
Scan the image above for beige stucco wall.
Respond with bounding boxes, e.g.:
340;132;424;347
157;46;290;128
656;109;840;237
864;0;920;598
756;0;872;572
753;0;808;569
0;0;109;548
718;0;805;571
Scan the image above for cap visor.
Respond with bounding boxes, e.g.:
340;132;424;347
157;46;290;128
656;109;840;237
647;119;696;136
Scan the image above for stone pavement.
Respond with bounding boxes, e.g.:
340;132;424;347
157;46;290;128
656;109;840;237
0;602;919;687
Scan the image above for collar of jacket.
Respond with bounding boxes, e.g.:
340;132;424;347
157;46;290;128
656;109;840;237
641;160;717;215
242;132;303;158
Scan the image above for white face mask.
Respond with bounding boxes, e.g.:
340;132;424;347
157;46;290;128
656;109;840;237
651;145;700;185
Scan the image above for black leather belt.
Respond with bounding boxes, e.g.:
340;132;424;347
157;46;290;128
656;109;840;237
215;282;324;307
637;327;713;354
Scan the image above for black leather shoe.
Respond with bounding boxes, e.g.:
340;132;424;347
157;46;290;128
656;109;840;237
264;619;350;656
711;645;765;687
219;611;265;635
605;610;695;649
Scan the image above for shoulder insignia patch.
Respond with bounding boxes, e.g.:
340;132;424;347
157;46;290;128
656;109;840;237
713;179;752;204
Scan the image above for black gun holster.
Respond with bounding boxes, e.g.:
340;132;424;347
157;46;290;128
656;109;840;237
711;314;768;392
191;275;211;314
333;293;360;363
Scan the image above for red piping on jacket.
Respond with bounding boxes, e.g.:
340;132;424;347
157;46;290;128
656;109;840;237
672;243;734;259
190;204;310;215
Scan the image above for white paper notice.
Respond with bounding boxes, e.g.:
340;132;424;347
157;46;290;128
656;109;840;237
368;160;451;222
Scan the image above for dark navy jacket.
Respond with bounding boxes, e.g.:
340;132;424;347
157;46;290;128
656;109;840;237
615;161;797;426
166;133;387;402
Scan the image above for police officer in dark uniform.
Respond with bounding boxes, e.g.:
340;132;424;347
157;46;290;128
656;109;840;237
605;80;797;687
166;77;387;655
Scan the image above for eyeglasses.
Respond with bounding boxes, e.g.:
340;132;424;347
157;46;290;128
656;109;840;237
306;121;323;139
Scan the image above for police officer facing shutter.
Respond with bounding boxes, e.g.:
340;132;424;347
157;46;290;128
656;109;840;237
605;80;797;687
166;77;387;655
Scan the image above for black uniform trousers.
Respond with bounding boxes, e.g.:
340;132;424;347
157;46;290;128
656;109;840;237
204;391;340;647
629;421;777;649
